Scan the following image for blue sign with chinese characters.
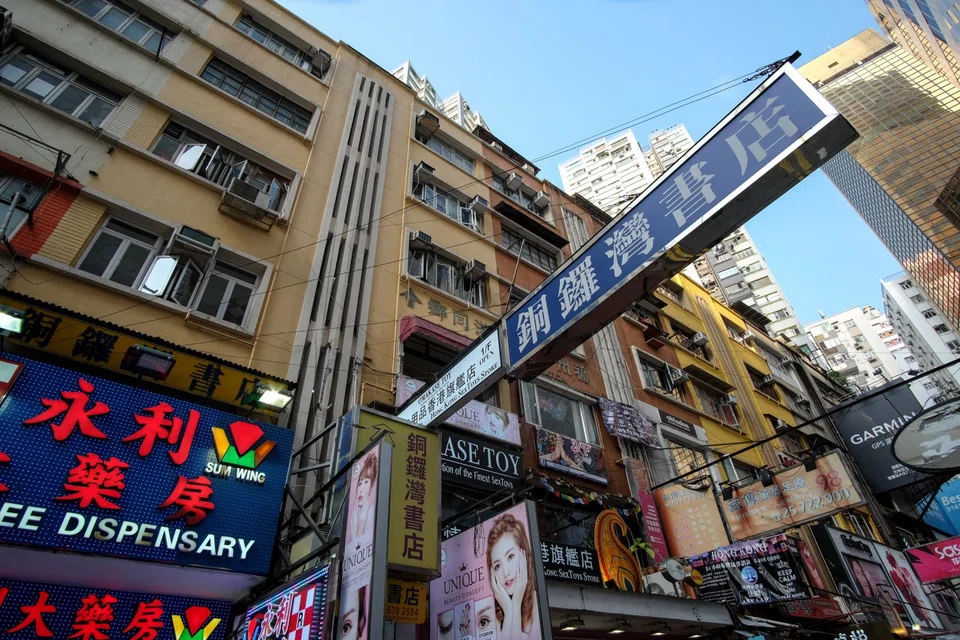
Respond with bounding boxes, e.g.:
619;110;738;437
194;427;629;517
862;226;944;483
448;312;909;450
0;578;230;639
920;475;960;535
504;68;843;367
0;354;293;575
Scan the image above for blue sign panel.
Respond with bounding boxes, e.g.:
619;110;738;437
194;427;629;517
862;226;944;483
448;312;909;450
504;71;835;367
0;354;293;575
920;475;960;535
0;578;230;639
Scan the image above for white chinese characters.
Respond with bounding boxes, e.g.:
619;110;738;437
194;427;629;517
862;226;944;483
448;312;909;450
516;295;551;353
558;256;599;319
604;210;655;278
726;96;799;175
660;161;715;227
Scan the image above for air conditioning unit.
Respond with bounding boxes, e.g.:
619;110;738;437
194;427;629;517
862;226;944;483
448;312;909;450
533;191;550;209
772;418;789;432
779;356;792;365
741;330;754;340
667;365;688;385
221;178;278;223
413;161;435;181
469;195;489;212
505;172;523;190
415;110;440;137
171;225;218;255
722;394;738;405
760;374;775;386
307;48;333;78
409;230;433;250
522;163;537;175
491;141;504;152
464;260;486;278
691;332;709;347
0;8;11;50
795;395;809;404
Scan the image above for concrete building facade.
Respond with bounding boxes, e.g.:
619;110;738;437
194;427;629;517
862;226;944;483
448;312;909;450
865;0;960;88
557;129;655;213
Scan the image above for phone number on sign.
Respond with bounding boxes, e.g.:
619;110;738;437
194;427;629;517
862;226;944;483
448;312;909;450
771;488;852;522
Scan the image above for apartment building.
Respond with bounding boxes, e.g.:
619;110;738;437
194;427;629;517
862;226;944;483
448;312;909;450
646;124;695;176
882;271;960;396
392;60;486;132
557;129;655;213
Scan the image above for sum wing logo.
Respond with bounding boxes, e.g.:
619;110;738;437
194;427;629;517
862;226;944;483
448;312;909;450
207;421;276;484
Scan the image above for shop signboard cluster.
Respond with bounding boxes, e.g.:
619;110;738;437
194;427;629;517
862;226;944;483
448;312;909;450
905;534;960;583
0;354;293;575
243;564;330;640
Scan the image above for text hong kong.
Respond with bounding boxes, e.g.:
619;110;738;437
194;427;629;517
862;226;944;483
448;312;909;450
505;74;828;366
0;355;293;574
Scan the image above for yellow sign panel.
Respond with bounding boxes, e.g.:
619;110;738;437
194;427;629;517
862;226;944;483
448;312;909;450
0;293;292;412
355;408;440;576
384;579;427;624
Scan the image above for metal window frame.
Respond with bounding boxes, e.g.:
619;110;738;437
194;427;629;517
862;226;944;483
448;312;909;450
61;0;173;52
195;259;261;326
76;215;163;286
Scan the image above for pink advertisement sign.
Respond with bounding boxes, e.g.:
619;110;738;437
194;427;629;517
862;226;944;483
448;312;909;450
624;457;669;564
397;376;521;446
431;503;545;640
906;535;960;583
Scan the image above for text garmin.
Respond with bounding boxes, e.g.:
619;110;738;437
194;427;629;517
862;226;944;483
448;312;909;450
848;413;916;446
206;421;277;485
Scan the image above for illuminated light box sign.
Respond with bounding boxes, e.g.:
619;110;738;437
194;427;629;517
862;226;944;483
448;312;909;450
0;354;293;575
0;578;230;639
244;564;329;640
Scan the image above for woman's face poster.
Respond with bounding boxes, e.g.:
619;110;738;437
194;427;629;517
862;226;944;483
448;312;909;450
431;503;542;640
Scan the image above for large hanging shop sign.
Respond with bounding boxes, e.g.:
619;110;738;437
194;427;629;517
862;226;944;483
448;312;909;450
0;354;293;575
813;525;943;631
243;564;329;640
0;292;293;413
539;540;602;587
594;509;642;592
535;427;608;485
441;430;523;493
397;376;521;446
689;534;807;606
905;535;960;583
892;397;960;473
0;578;230;639
624;457;669;564
722;452;863;540
654;483;729;557
430;502;553;640
917;475;960;535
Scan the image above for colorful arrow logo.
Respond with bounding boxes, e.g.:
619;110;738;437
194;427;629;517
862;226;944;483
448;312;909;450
212;421;276;469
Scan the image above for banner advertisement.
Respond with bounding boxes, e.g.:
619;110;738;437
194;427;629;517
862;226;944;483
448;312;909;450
430;502;552;640
539;541;601;586
441;430;522;492
654;483;729;557
597;398;658;446
336;441;391;640
354;409;440;576
918;476;960;536
0;354;293;575
813;525;942;631
689;534;807;606
722;452;863;540
781;597;845;620
0;578;230;639
244;564;329;640
906;535;960;583
830;386;923;493
385;579;427;625
624;457;669;564
397;376;521;446
535;427;608;485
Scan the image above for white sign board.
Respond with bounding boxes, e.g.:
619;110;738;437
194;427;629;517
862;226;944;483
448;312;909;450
399;331;503;426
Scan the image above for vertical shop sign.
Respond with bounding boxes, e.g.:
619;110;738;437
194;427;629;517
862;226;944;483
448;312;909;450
624;457;669;564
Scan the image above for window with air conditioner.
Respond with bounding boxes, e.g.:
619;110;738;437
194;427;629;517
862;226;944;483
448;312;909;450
633;349;686;403
59;0;176;53
412;182;481;232
416;133;475;174
0;47;122;128
521;381;599;445
78;218;163;288
693;382;739;427
152;122;290;213
491;174;550;220
406;244;486;307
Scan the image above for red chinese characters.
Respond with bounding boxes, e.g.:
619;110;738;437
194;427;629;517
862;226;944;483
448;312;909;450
122;599;164;640
24;378;110;442
123;402;198;465
68;594;117;640
159;476;214;525
7;590;56;637
57;453;129;510
0;451;9;492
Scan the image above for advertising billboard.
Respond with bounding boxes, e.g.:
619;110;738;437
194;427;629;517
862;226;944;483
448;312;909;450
917;476;960;535
539;541;601;587
0;578;229;639
689;534;807;606
654;483;730;557
624;457;669;564
441;430;523;493
722;452;863;540
535;427;607;485
0;354;293;575
905;535;960;583
244;564;329;640
831;385;924;492
430;502;552;640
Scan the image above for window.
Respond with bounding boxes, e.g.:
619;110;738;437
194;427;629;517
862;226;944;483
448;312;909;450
667;440;708;477
407;245;486;307
59;0;175;53
923;309;937;319
693;382;738;426
739;261;763;275
235;14;328;79
412;182;481;232
492;175;548;219
844;319;857;329
200;58;312;133
722;459;756;482
79;218;162;287
0;174;43;239
769;309;792;321
755;292;782;305
732;247;755;261
717;266;740;280
501;228;558;271
910;294;925;303
196;260;259;325
521;381;599;445
934;323;950;334
152;122;289;211
748;276;772;290
947;339;960;351
635;353;686;403
418;134;474;174
672;324;709;361
0;48;122;128
839;512;876;541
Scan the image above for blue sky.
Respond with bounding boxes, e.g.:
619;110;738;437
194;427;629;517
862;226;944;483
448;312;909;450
280;0;903;326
